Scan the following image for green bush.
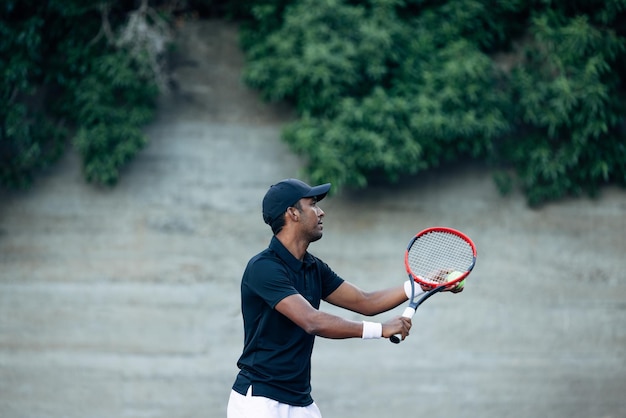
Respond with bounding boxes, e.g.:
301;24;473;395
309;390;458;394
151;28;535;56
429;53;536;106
244;0;513;193
3;0;625;206
0;104;66;188
0;0;165;189
0;5;63;188
243;0;401;116
283;37;511;189
239;0;626;205
72;51;158;185
504;10;626;204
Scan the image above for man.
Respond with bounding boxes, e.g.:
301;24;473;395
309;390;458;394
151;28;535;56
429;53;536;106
227;178;460;418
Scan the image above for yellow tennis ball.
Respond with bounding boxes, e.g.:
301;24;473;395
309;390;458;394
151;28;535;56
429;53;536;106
446;270;465;290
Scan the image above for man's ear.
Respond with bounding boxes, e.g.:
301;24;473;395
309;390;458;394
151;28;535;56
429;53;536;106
289;208;299;221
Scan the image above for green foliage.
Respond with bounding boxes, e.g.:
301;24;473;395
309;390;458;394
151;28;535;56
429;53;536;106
505;8;626;205
1;0;163;189
240;0;626;205
72;51;158;185
247;0;512;192
242;0;403;115
0;4;57;188
284;88;424;189
391;36;511;158
0;104;66;188
284;37;511;189
4;0;625;206
400;0;527;51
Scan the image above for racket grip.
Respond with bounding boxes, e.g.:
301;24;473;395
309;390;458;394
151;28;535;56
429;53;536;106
389;307;416;344
401;306;416;319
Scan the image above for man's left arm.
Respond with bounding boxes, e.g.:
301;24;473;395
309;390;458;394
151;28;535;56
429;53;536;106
324;281;408;316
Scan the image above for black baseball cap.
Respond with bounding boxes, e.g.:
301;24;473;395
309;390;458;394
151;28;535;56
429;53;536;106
262;178;331;225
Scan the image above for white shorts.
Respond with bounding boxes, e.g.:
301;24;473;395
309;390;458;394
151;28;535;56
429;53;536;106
227;387;322;418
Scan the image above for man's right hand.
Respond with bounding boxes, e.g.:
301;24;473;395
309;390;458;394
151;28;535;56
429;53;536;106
382;316;412;340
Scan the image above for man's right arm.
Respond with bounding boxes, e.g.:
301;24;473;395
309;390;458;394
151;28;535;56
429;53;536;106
275;293;411;340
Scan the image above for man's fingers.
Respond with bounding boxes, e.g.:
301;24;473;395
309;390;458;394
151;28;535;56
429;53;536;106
401;317;412;340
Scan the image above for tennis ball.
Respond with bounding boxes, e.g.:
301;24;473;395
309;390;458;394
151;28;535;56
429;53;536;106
446;270;465;290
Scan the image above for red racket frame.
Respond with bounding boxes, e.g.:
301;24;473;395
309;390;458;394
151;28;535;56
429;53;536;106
404;226;477;290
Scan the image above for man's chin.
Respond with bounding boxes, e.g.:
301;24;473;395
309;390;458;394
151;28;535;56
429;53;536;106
309;232;323;243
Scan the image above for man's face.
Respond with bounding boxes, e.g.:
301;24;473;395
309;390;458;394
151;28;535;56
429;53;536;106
297;197;325;242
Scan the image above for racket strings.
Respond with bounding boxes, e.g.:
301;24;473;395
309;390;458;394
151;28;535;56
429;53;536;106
407;231;475;285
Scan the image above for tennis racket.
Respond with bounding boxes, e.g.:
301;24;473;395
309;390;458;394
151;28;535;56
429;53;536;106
390;227;477;344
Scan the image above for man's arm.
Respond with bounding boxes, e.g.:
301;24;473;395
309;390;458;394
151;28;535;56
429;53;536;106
275;293;411;340
324;281;408;316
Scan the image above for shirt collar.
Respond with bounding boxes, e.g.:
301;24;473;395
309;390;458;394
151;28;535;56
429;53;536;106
269;236;315;272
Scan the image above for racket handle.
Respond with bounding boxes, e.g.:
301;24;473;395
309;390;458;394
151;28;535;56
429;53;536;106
389;307;416;344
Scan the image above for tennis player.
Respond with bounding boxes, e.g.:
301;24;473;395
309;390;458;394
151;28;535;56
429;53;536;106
227;178;459;418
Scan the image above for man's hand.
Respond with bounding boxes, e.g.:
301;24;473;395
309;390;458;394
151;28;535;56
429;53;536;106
431;269;466;294
448;282;464;293
410;280;464;295
382;316;412;341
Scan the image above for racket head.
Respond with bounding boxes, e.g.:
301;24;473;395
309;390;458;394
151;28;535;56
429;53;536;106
404;227;477;289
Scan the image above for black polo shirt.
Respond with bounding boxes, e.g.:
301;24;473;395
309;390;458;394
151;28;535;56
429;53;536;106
232;236;344;406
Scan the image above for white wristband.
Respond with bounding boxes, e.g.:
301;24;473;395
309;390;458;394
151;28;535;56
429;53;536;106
362;321;383;339
404;280;426;300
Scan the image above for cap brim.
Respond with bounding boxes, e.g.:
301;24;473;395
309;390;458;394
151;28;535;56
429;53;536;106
303;183;331;201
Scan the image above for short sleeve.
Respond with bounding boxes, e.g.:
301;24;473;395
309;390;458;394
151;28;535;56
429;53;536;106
244;258;298;309
317;259;344;299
